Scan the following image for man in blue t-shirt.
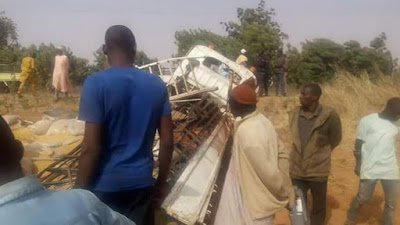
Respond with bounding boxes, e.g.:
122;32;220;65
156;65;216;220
75;25;174;225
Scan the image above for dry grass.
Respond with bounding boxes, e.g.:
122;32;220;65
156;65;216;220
258;72;400;225
322;72;400;128
0;89;80;121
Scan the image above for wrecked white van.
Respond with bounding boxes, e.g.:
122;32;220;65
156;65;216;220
139;45;255;105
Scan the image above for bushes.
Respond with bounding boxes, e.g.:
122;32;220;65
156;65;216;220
288;34;397;85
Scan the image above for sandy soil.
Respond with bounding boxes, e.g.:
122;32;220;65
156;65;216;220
0;90;82;173
258;96;400;225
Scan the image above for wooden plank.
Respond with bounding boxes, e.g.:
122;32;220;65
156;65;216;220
46;167;78;172
169;87;218;101
42;180;76;186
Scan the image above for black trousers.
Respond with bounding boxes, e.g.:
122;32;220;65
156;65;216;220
255;72;268;96
93;187;154;225
292;178;328;225
263;74;270;96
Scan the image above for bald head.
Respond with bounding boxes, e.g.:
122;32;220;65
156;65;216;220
384;97;400;121
302;84;322;98
300;83;322;108
104;25;137;64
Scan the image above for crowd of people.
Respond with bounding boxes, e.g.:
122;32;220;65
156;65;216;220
0;25;399;225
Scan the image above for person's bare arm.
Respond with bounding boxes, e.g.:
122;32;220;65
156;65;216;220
154;115;174;200
75;122;103;189
354;139;364;176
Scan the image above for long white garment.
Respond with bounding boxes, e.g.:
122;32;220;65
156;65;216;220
52;55;72;92
357;113;400;180
214;153;274;225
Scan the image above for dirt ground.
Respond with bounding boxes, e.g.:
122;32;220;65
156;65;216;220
0;90;82;173
258;96;400;225
1;87;399;225
0;90;80;121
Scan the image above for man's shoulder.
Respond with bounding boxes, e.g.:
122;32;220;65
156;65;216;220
320;104;333;112
63;189;97;198
289;106;301;113
289;106;301;116
144;70;167;86
48;188;97;200
47;189;101;209
134;69;167;93
360;113;378;123
237;113;273;135
84;67;129;82
85;70;109;82
320;105;340;118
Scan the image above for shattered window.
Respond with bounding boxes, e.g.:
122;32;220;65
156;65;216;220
202;57;230;77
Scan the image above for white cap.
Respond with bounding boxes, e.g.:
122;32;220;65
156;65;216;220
240;49;247;54
57;46;64;50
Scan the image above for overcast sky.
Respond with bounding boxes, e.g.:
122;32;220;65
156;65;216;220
1;0;399;62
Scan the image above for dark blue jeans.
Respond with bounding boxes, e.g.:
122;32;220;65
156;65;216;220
255;72;267;96
347;179;399;225
275;72;285;96
93;187;154;225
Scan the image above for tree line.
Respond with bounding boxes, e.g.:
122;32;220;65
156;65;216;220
1;1;398;88
174;1;398;84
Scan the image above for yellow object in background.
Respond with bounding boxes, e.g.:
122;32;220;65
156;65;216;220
21;56;35;74
18;56;36;95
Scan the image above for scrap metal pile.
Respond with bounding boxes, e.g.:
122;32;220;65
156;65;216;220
153;90;224;181
38;58;227;190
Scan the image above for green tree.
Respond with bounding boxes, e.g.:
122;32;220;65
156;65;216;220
93;47;106;72
368;33;394;75
92;46;156;70
286;45;303;85
0;45;20;65
370;32;387;50
174;29;241;59
19;44;92;88
0;11;18;48
135;50;156;66
342;40;365;74
341;34;394;76
291;39;345;83
174;1;285;64
288;35;397;84
63;47;92;85
222;0;286;62
29;43;55;88
0;11;20;66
